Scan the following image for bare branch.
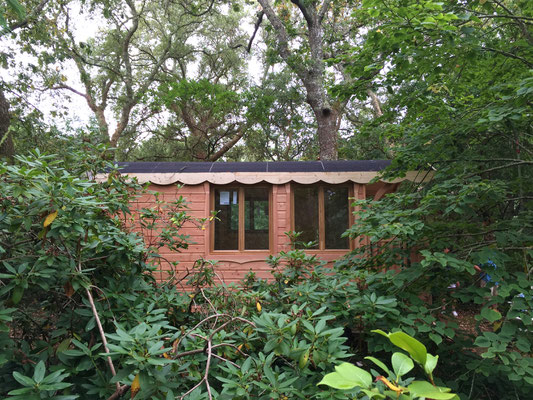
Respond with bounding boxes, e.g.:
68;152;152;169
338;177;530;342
83;281;120;391
481;47;532;67
246;11;264;53
51;84;87;99
257;0;292;61
466;161;533;178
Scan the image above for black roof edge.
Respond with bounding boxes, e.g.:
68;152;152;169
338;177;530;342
111;160;392;174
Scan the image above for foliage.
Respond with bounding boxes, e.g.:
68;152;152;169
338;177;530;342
335;1;533;396
0;0;25;33
319;330;457;400
0;150;357;399
0;0;532;398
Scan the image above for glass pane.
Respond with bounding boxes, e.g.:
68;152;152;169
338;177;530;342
294;187;319;248
245;188;269;250
214;189;239;250
324;186;349;249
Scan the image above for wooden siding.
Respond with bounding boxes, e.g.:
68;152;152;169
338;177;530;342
128;181;395;287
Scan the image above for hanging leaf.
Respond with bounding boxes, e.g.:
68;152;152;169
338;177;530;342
131;374;140;399
43;211;58;227
63;281;74;297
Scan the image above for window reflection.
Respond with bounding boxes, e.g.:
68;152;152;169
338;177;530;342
214;187;270;251
214;189;239;250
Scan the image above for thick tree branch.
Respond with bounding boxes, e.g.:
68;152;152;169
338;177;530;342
466;161;533;178
257;0;292;61
246;11;264;53
290;0;314;28
50;84;87;99
208;126;247;161
367;88;383;117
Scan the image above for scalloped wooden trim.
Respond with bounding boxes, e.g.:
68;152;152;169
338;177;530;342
96;171;432;185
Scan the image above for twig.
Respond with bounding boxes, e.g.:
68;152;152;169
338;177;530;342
85;283;120;390
465;161;532;178
175;314;255;399
106;385;129;400
200;288;218;314
204;337;213;400
212;353;240;368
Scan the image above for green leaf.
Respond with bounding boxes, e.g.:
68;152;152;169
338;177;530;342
429;333;442;345
7;387;33;395
424;354;439;375
373;330;427;366
318;362;372;389
33;360;46;383
318;371;357;390
361;389;386;399
56;338;72;354
364;356;391;375
12;371;35;387
336;363;372;388
40;382;72;390
391;352;414;378
408;381;456;399
480;307;502;322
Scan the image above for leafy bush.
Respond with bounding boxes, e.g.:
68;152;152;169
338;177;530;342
320;330;457;399
340;172;533;397
0;149;358;399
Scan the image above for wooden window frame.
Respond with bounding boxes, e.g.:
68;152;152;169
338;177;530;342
291;183;354;251
210;184;273;253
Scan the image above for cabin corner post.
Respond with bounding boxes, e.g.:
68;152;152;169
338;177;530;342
272;185;278;253
203;182;211;255
284;182;292;252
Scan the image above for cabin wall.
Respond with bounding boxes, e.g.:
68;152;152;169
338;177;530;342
129;183;209;287
130;180;396;287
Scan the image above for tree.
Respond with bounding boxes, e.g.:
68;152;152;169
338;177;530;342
149;8;252;161
254;0;394;160
243;70;318;160
256;0;343;160
340;0;533;396
21;0;237;158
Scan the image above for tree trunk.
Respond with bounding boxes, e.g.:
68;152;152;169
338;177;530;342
314;107;338;160
0;87;14;160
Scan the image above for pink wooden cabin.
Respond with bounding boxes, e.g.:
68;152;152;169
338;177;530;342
111;161;427;286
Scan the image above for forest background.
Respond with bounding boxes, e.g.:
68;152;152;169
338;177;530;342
0;0;532;399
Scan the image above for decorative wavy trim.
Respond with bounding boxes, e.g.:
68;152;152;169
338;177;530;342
96;171;431;186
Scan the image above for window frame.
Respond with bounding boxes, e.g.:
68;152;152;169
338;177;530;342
210;184;273;253
290;183;354;251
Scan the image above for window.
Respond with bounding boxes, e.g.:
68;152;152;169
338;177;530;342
212;186;270;251
292;185;351;250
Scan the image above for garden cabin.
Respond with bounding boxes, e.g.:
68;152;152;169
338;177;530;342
111;161;428;285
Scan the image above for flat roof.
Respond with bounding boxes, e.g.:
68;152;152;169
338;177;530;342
99;160;432;185
114;160;392;174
